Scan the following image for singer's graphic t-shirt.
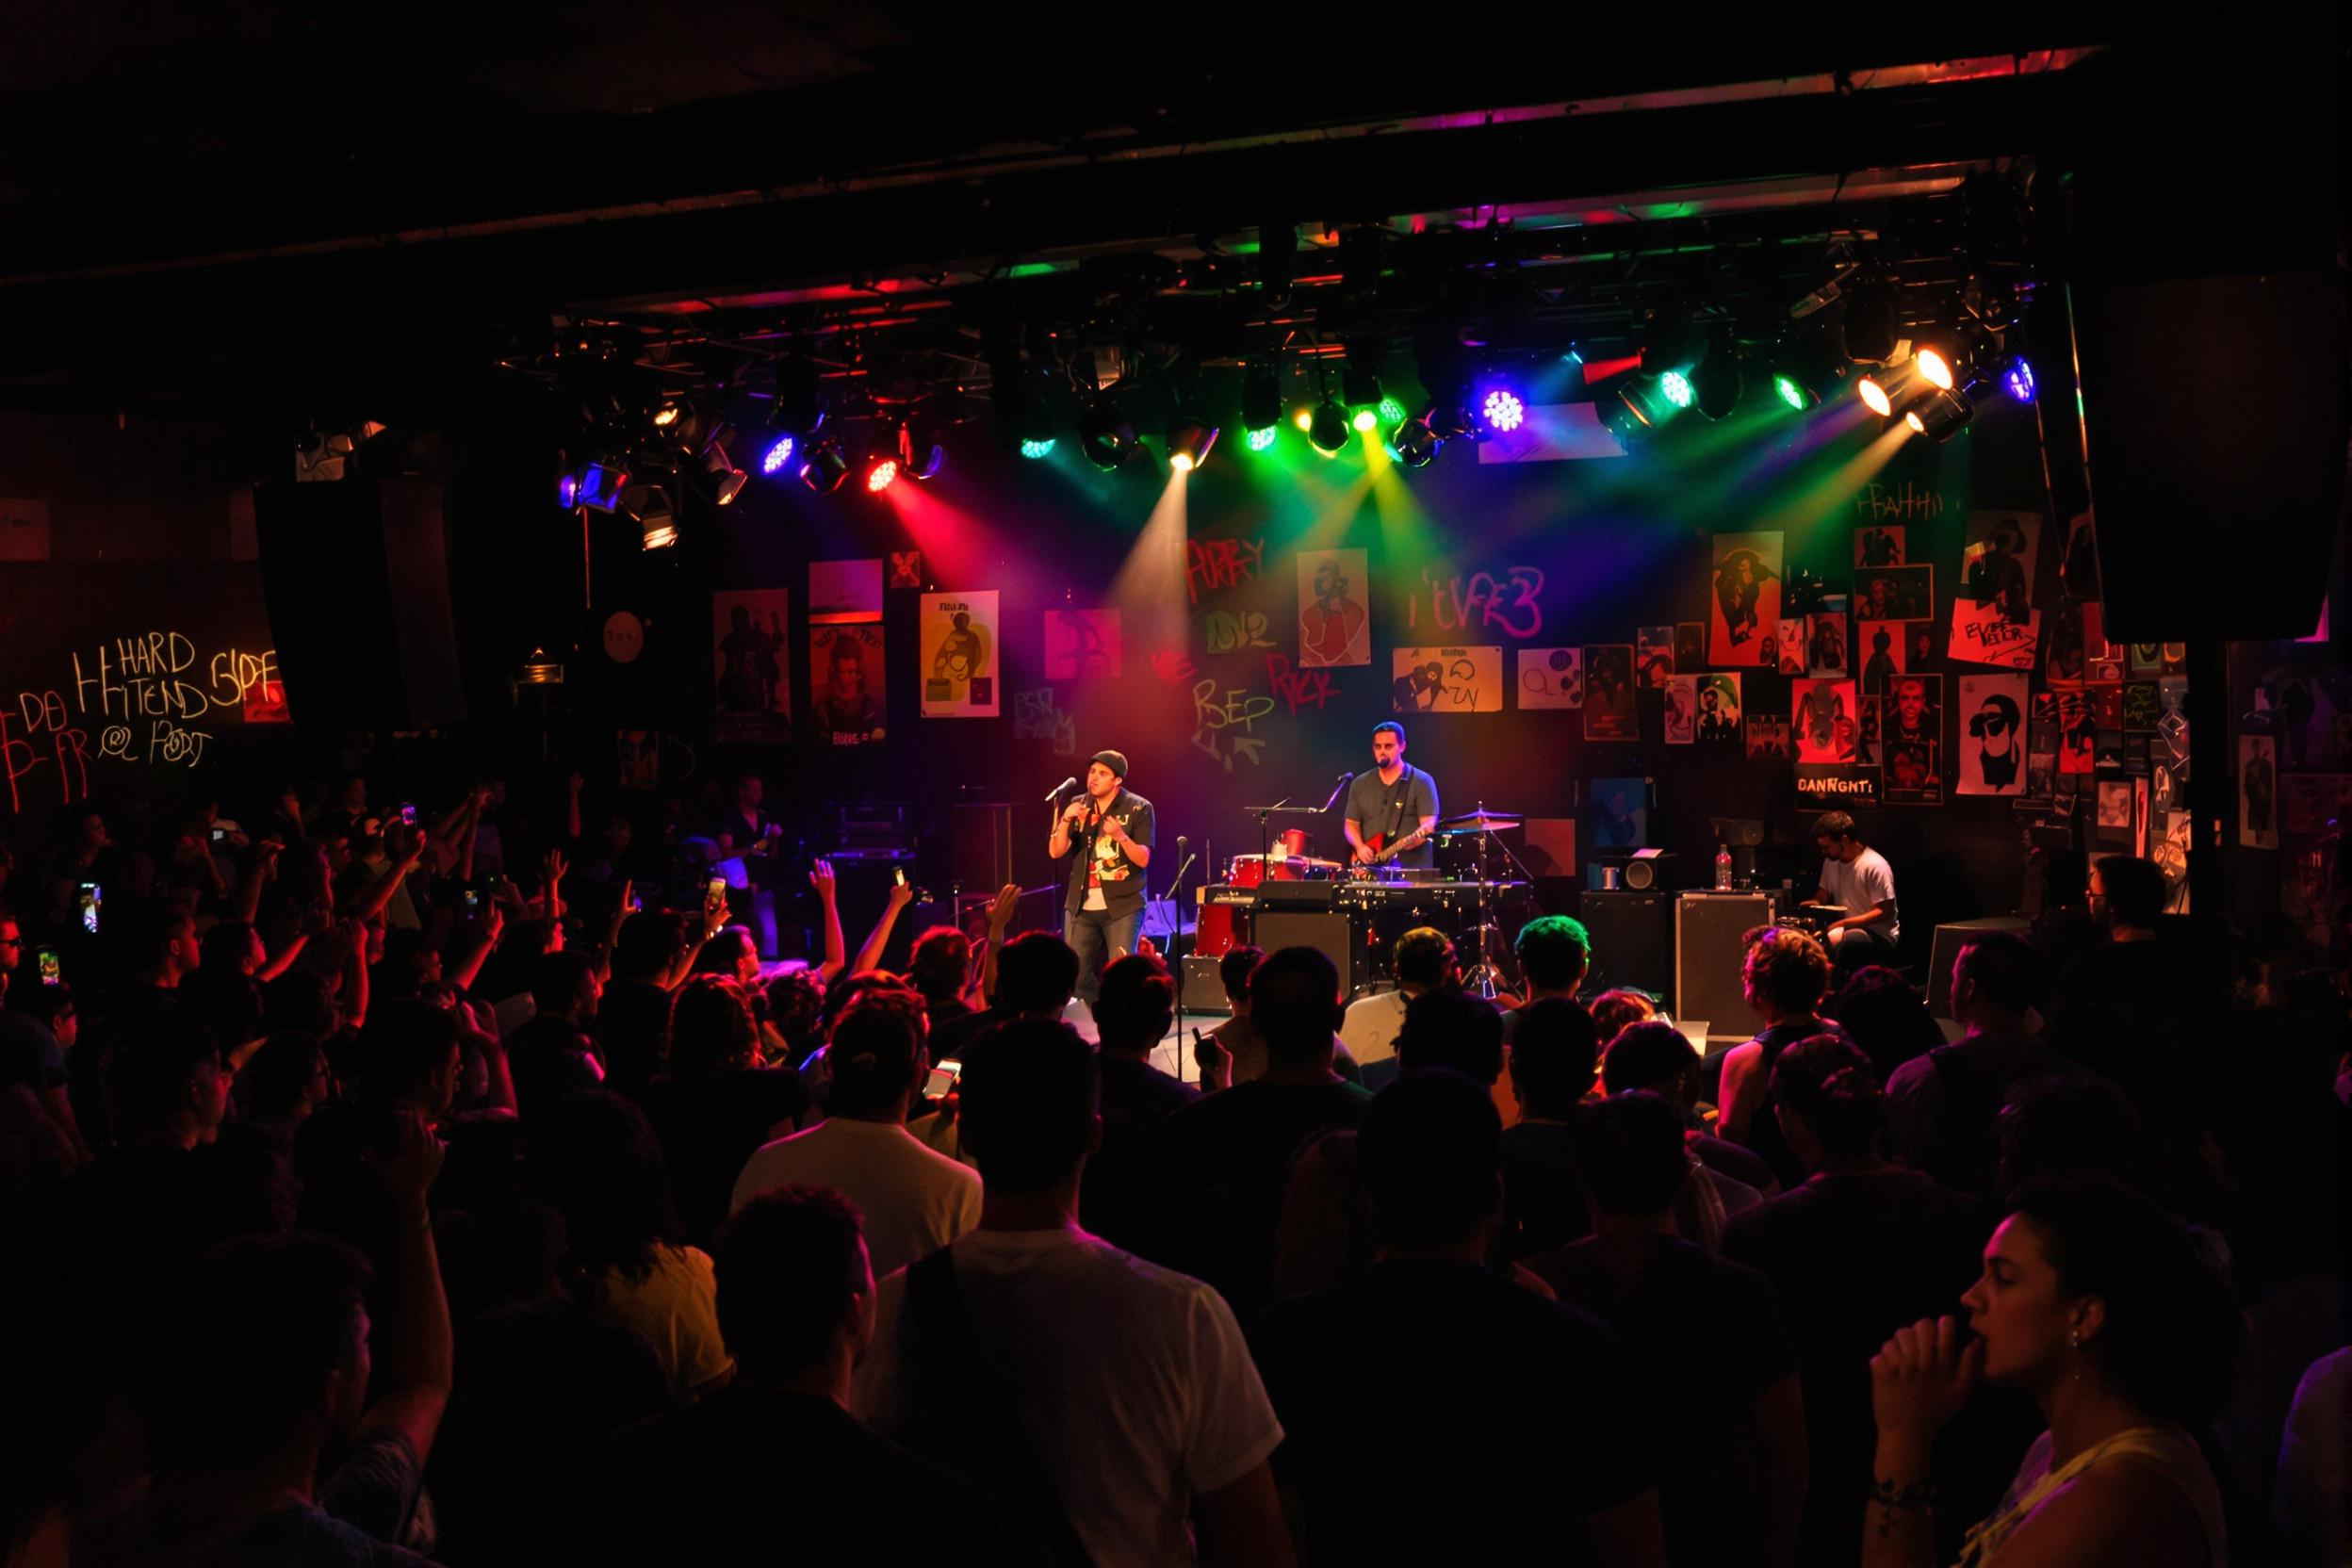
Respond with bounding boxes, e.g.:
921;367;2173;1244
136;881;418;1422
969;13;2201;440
1060;790;1155;916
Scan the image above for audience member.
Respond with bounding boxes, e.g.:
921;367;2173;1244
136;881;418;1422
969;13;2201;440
1080;952;1199;1252
1828;963;1946;1084
1602;1019;1779;1202
1885;934;2071;1195
1721;1034;1987;1565
585;1186;1010;1564
906;924;973;1035
1715;925;1847;1188
1523;1091;1805;1568
1165;947;1373;1320
926;929;1078;1066
728;989;981;1279
599;912;686;1097
1496;995;1601;1260
1250;1070;1667;1567
854;1020;1292;1566
532;1088;732;1400
503;950;604;1113
1585;985;1658;1043
2051;854;2196;1149
1503;914;1590;1041
1990;1074;2153;1201
1867;1179;2240;1568
1337;927;1456;1074
645;975;809;1244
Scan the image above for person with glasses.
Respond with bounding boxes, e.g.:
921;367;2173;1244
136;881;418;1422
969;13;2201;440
0;913;88;1161
1969;694;2023;791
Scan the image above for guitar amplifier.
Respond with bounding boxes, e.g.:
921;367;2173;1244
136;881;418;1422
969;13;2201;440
1675;891;1778;1046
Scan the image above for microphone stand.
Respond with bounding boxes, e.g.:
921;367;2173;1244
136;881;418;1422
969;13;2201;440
1159;841;1198;1079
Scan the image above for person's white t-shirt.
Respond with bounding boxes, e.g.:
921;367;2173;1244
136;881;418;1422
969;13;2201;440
853;1226;1284;1566
1820;846;1900;941
729;1117;983;1281
1339;989;1409;1067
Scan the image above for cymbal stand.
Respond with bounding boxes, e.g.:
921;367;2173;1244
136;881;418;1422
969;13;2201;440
1460;802;1511;998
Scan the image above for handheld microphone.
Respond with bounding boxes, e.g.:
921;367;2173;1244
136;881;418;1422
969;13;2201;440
1043;776;1078;805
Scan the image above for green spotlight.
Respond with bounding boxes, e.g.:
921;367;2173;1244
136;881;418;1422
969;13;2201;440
1020;437;1056;459
1246;426;1279;452
1377;395;1406;426
1658;370;1696;410
1772;373;1810;412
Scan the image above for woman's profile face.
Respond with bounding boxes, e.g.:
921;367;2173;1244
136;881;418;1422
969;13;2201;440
1959;1215;2078;1387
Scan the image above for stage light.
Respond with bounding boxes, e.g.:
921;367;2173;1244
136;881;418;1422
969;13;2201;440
771;354;826;433
863;452;900;494
1293;408;1314;432
1481;388;1525;433
1241;363;1283;434
557;471;580;508
898;422;945;482
761;435;795;475
1857;374;1896;418
2003;357;2036;402
578;462;629;512
1246;426;1279;452
1078;398;1139;470
1911;328;1970;392
1351;407;1379;433
1616;376;1683;429
798;439;849;493
1020;437;1056;460
703;447;747;506
1772;374;1810;411
1903;387;1974;442
1391;417;1441;468
1689;330;1742;421
624;484;678;550
1658;371;1696;410
1166;408;1218;472
1308;396;1350;454
651;399;686;430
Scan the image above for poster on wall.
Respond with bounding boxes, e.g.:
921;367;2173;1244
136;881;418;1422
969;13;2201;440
1955;672;2030;795
1791;678;1857;765
1674;622;1705;673
1855;523;1906;566
1591;777;1650;850
1884;673;1941;751
1637;625;1676;687
1043;609;1123;679
1517;647;1583;709
920;591;1000;718
1581;645;1638;739
1882;741;1942;806
1298;548;1372;667
2054;691;2096;775
888;550;924;590
1707;531;1783;666
1392;646;1504;712
713;589;792;743
808;624;887;745
1857;620;1906;693
2082;602;2126;683
1777;621;1808;676
1856;694;1883;767
1746;714;1790;760
1805;604;1850;678
1663;676;1697;743
808;559;884;624
2096;780;2134;841
2238;735;2278;848
1697;674;1741;742
1854;565;1934;624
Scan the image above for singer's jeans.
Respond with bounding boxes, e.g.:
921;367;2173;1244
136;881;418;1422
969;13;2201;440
1065;904;1141;1003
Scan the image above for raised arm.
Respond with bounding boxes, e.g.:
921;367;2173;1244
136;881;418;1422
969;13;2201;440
808;860;848;987
361;1109;454;1465
851;882;916;975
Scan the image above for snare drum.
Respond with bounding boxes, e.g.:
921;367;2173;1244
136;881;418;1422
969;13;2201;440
1278;827;1315;859
1227;854;1305;888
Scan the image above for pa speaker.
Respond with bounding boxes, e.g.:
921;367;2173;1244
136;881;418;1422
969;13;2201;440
1675;892;1779;1046
1575;890;1670;1000
951;803;1015;897
253;480;466;730
1254;910;1364;998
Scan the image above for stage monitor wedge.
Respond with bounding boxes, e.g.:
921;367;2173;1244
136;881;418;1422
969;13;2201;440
253;480;467;731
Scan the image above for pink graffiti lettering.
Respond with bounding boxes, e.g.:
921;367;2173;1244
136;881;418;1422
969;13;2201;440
1151;648;1197;686
1265;655;1337;715
1413;566;1545;639
1184;537;1265;605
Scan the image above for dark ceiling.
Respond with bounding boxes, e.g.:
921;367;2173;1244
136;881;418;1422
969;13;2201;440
0;12;2334;429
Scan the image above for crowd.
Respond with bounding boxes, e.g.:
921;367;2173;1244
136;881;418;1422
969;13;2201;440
0;777;2344;1567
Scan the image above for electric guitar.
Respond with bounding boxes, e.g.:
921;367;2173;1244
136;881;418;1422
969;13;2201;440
1356;825;1433;874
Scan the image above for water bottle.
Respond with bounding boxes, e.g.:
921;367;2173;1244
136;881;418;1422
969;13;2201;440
1715;841;1733;890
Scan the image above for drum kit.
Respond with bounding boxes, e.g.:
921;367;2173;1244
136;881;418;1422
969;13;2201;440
1197;804;1539;997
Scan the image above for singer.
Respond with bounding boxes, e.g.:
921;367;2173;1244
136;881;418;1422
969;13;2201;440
1342;721;1442;870
1048;749;1156;1004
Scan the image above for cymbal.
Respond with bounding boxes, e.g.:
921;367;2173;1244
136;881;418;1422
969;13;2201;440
1438;810;1523;832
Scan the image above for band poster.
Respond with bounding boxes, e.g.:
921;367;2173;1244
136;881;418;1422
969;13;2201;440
808;624;887;746
1581;645;1637;739
1697;674;1741;742
1297;549;1372;667
1791;678;1857;765
712;588;792;743
1949;512;2041;670
1955;672;2030;795
1707;531;1783;667
1517;647;1583;709
920;591;1000;718
1043;609;1123;679
1392;646;1504;712
1883;673;1945;806
1637;625;1675;687
1663;676;1696;743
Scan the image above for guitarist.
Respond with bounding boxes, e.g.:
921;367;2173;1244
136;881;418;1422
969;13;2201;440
1344;721;1442;871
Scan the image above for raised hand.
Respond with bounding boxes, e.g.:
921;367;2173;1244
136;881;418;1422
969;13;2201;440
543;848;568;886
886;881;915;910
808;859;838;902
373;1108;447;1217
987;881;1021;931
